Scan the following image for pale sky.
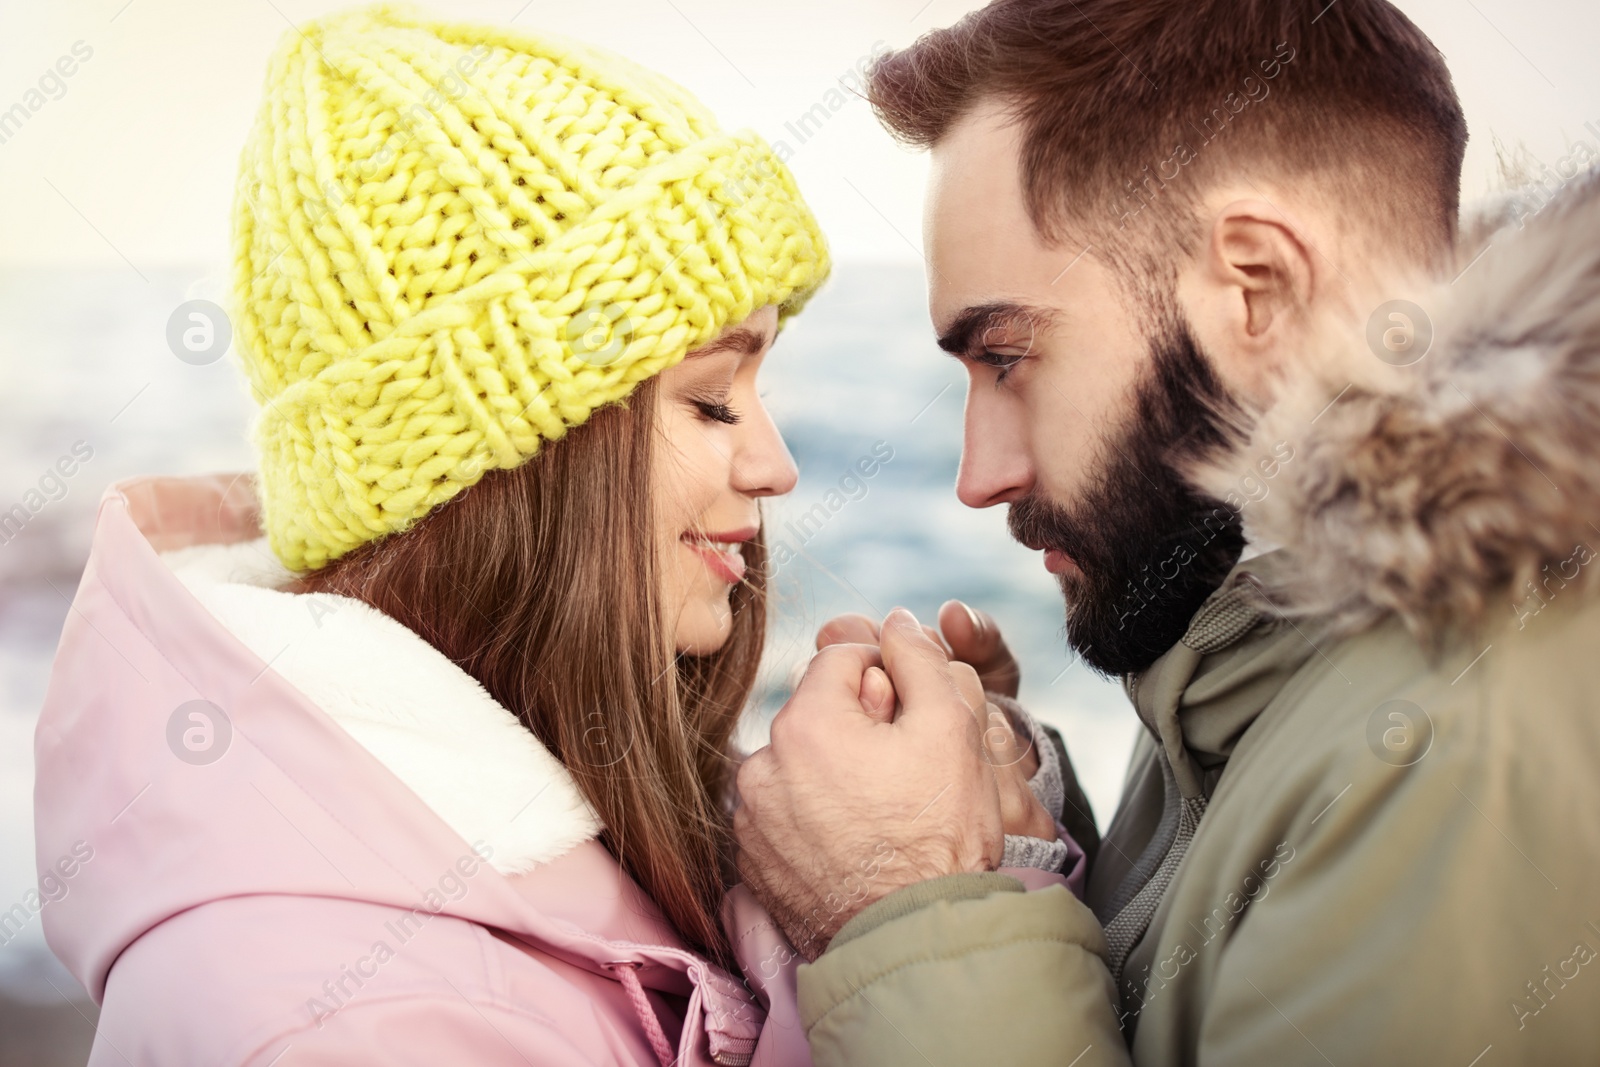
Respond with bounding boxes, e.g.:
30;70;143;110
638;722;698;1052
0;0;1596;268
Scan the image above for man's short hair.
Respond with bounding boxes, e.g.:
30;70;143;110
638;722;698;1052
868;0;1468;286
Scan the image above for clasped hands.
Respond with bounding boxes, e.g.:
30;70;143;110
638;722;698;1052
734;601;1057;961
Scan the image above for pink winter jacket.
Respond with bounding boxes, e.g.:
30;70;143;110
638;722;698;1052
34;473;812;1066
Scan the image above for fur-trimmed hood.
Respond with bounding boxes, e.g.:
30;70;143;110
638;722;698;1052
1193;165;1600;642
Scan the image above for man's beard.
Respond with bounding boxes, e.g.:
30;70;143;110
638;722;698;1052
1008;318;1247;677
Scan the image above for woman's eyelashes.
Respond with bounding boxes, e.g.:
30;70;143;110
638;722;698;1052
691;395;742;425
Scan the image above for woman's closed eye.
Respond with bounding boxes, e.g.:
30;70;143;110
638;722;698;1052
691;395;742;425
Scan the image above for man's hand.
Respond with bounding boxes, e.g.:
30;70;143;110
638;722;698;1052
735;608;1005;960
813;603;1049;828
814;600;1035;778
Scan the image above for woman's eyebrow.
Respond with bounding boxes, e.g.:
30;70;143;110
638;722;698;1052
687;326;771;359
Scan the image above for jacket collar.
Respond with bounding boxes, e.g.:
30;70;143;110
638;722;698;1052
160;536;602;875
1125;551;1325;799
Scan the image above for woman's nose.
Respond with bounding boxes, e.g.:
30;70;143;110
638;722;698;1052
735;406;799;498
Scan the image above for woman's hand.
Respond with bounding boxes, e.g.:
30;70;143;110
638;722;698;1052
934;599;1021;699
815;599;1021;697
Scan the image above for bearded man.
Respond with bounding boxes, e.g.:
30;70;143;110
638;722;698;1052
734;0;1600;1062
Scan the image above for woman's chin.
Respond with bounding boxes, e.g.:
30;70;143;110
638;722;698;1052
673;597;736;656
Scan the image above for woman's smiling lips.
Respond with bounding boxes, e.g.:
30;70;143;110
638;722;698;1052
682;525;758;585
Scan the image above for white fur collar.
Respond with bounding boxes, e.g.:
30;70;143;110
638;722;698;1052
160;537;602;874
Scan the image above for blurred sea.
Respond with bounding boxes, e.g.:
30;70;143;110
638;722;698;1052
0;261;1137;1060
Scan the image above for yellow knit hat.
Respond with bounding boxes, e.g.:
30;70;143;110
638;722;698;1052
232;3;829;571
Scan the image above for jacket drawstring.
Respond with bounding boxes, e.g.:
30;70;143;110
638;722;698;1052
607;961;677;1066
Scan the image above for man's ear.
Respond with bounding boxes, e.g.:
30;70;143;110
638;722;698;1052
1202;199;1314;347
1179;199;1314;401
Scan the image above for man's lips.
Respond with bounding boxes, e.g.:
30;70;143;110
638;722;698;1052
682;525;758;585
1043;548;1077;575
1017;534;1079;575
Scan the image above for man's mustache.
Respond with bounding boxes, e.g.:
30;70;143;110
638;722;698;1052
1006;494;1078;558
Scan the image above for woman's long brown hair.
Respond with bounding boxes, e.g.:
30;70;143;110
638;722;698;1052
293;377;765;967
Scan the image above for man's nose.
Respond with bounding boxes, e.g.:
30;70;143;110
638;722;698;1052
955;386;1032;509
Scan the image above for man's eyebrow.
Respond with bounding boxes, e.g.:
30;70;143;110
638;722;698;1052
687;326;771;359
935;302;1057;356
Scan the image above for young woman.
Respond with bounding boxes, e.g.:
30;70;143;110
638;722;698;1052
33;6;1078;1065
